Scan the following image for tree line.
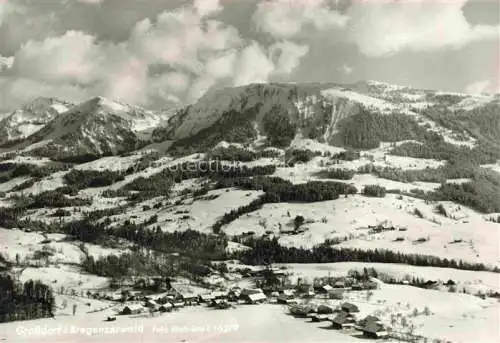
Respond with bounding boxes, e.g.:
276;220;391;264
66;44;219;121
232;237;496;272
0;275;55;323
337;108;438;149
212;176;357;233
63;218;228;261
122;161;277;200
64;169;125;189
81;249;212;280
0;162;71;184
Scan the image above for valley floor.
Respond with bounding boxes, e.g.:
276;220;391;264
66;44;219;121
1;280;499;343
1;305;363;343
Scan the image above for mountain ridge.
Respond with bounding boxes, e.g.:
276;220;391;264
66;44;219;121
1;81;498;162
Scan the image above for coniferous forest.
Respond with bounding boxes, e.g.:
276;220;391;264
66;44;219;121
0;275;55;323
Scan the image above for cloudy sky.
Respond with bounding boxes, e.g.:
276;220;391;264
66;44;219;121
0;0;498;112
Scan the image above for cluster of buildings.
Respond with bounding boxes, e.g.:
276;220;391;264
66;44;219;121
119;286;270;315
289;301;389;339
115;272;389;339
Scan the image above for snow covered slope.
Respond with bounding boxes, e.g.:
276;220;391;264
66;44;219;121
16;97;172;160
0;97;72;145
154;82;492;152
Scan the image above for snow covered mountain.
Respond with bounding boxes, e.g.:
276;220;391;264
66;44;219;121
1;81;500;343
16;96;172;161
154;81;499;154
0;97;72;146
3;81;498;161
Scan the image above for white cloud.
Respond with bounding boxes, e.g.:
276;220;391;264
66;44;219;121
253;0;348;39
188;76;218;103
0;1;245;110
0;0;314;111
105;57;148;104
12;31;102;84
338;63;353;75
0;55;14;71
465;80;500;95
233;42;275;86
129;10;241;76
0;76;91;110
0;1;14;26
158;72;191;93
193;0;221;18
205;52;238;79
270;41;309;75
347;0;500;57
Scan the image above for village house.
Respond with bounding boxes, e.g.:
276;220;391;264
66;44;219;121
145;299;158;309
228;289;241;302
242;292;267;304
289;304;316;317
158;303;173;313
331;311;356;329
179;291;199;305
172;301;185;309
316;304;335;314
356;316;388;339
121;304;143;315
240;288;264;296
351;283;363;291
309;304;335;322
361;321;389;338
277;289;296;304
328;288;344;300
315;284;334;294
199;293;215;303
333;280;346;288
302;289;315;298
212;299;231;309
309;313;330;322
211;290;228;300
356;315;381;327
166;285;201;305
340;302;360;313
107;293;123;302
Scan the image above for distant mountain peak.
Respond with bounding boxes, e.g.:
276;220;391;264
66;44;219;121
75;96;131;114
0;97;73;145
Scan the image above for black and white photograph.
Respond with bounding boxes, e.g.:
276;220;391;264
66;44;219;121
0;0;499;342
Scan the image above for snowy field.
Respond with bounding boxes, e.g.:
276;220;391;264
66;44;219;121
340;283;499;343
9;171;69;196
481;162;500;174
223;194;500;266
0;176;32;193
0;305;363;343
74;155;143;172
107;153;204;191
0;294;498;343
0;156;52;166
16;265;109;292
0;228;128;265
276;262;500;294
107;188;264;233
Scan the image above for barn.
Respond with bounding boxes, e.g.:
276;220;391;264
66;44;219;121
340;302;359;313
331;311;356;329
243;292;267;304
121;304;143;315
